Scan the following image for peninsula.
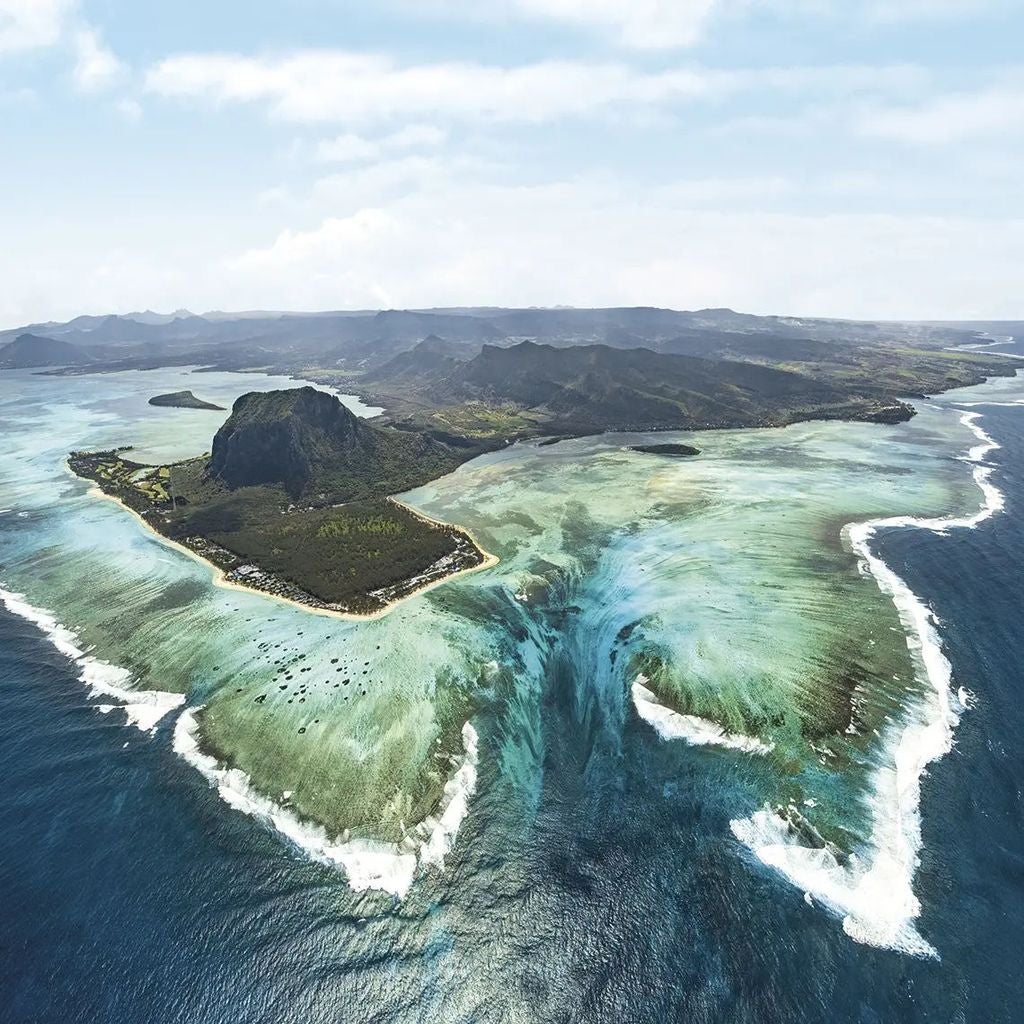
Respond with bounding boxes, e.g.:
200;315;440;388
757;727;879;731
69;387;495;615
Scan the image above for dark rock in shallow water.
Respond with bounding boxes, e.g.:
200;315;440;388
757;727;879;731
627;443;701;458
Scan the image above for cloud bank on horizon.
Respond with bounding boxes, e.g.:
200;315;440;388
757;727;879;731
0;0;1021;326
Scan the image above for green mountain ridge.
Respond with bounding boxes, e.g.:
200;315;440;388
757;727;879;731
370;339;918;436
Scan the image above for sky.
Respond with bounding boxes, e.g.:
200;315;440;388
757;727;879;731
0;0;1022;327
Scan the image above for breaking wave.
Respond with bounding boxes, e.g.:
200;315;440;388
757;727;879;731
174;708;479;898
632;678;774;755
731;408;1003;957
0;586;183;732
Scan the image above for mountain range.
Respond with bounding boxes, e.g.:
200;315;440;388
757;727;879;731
5;304;1022;440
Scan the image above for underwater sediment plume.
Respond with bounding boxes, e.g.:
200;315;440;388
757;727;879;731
0;362;1018;971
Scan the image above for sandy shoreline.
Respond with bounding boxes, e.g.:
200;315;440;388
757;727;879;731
79;474;499;623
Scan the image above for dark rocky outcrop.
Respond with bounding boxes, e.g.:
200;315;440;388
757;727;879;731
207;387;471;502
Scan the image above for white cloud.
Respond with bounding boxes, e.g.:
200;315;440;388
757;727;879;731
315;132;380;164
208;172;1024;320
0;0;74;53
145;51;925;125
73;27;123;92
504;0;719;49
859;86;1024;145
1;2;129;101
115;96;142;121
4;168;1021;325
407;0;1006;49
146;53;708;124
386;123;448;149
316;123;447;164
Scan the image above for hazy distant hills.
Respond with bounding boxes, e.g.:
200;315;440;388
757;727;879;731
4;304;1009;374
0;333;96;369
362;335;468;385
5;304;1021;439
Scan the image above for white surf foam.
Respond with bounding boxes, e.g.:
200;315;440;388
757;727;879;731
958;400;1024;407
730;407;1005;957
632;678;774;755
949;337;1012;352
173;709;479;897
418;722;480;869
0;587;183;733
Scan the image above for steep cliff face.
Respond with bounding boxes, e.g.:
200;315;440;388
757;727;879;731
207;387;467;501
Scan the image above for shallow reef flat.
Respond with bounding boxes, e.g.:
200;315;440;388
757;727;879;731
0;365;1009;942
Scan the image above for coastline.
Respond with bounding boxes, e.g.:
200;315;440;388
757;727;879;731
50;463;495;895
0;466;494;899
16;373;1011;912
78;473;499;623
730;402;1006;957
1;472;492;897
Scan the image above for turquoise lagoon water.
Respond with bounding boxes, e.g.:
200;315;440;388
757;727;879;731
1;361;1022;1020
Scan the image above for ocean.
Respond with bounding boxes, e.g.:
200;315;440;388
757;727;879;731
1;361;1022;1023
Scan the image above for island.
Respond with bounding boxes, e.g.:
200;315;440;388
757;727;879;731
69;387;496;615
627;443;701;457
148;390;225;410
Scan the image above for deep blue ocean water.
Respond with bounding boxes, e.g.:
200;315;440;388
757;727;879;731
2;398;1023;1023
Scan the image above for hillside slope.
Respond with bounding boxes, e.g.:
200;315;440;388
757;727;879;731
207;386;474;501
371;340;914;435
0;333;94;369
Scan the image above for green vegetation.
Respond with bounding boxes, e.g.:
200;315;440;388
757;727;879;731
359;331;1024;442
69;388;492;614
424;401;545;438
317;514;404;539
366;340;978;440
205;500;474;606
